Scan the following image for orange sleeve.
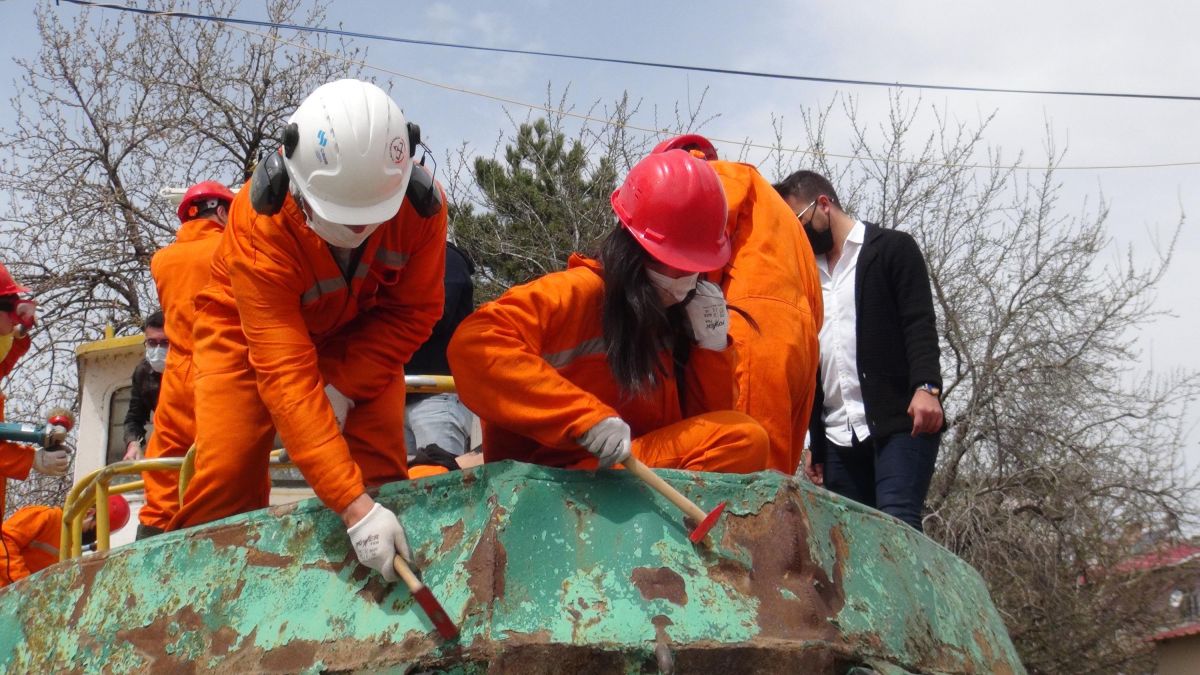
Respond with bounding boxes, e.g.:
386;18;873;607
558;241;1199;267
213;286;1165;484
0;396;35;481
682;342;738;418
0;507;53;583
0;442;35;482
226;215;363;513
448;272;618;451
322;198;448;401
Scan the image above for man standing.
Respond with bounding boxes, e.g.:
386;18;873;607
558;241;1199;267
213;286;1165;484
651;136;822;475
168;79;447;583
136;181;234;539
775;170;943;531
121;310;166;461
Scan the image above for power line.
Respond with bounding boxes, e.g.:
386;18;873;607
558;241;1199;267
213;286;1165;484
54;0;1200;172
58;0;1200;103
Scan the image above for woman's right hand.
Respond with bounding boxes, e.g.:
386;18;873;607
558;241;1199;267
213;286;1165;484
577;417;631;469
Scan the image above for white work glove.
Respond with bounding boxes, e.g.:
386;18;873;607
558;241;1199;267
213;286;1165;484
325;384;354;432
347;503;413;582
33;447;70;476
577;416;631;469
684;280;729;351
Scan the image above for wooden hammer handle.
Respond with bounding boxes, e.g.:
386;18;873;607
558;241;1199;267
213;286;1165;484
392;556;423;591
624;456;707;523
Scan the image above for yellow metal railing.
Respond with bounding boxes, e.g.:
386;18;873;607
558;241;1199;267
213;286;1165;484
60;449;294;561
59;374;457;561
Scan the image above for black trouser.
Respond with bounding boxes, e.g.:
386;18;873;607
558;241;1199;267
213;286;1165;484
823;431;940;532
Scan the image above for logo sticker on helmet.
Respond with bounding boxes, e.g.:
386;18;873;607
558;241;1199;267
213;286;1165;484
317;130;328;147
389;137;407;164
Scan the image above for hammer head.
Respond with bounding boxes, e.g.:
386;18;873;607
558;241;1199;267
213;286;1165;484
688;501;727;543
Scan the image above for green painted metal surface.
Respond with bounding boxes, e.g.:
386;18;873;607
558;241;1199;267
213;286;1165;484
0;462;1023;673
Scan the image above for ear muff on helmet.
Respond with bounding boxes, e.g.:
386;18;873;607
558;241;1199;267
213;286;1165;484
407;122;421;158
406;161;443;219
249;123;300;216
250;120;434;218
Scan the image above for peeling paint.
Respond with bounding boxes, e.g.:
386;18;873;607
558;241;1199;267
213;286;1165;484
0;462;1023;673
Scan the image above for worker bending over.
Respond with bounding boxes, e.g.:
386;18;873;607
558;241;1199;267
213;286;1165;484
449;150;769;472
0;262;70;518
0;496;131;587
169;79;448;583
137;181;234;539
651;136;823;475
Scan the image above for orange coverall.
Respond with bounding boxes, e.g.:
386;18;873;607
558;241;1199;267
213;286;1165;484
0;505;61;587
708;161;823;474
448;255;769;472
0;334;35;519
168;182;447;529
138;216;225;530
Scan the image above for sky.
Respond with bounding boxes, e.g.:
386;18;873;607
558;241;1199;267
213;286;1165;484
1;0;1198;473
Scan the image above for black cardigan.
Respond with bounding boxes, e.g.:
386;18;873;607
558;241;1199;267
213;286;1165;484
809;222;942;462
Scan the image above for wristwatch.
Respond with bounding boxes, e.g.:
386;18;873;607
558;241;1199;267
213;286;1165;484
917;383;941;397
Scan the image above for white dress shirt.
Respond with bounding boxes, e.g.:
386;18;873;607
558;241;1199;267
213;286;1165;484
818;220;871;446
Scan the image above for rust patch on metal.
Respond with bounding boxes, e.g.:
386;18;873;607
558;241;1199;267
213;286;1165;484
652;614;674;642
668;642;853;674
259;639;317;672
438;520;465;555
66;556;107;627
974;628;1016;675
464;504;509;614
500;628;553;644
710;487;844;642
243;547;293;568
208;626;238;656
487;644;628;674
631;567;688;606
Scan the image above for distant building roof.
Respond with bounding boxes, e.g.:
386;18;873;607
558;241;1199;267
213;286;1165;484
1148;621;1200;643
1116;543;1200;574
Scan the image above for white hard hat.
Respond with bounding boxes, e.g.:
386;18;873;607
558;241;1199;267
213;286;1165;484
283;79;414;234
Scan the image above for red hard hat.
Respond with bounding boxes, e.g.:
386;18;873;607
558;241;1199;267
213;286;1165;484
108;495;131;532
0;262;29;297
177;181;235;223
651;134;719;161
611;151;730;273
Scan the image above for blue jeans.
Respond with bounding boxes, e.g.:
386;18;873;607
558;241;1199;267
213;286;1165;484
823;431;940;531
404;393;474;461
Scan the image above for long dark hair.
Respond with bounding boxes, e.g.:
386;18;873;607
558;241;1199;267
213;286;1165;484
600;227;688;396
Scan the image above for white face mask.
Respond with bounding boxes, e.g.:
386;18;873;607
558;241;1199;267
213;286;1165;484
294;189;382;249
645;267;699;307
145;345;168;373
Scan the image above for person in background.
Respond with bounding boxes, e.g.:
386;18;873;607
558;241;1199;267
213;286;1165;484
449;150;770;474
0;496;131;586
775;170;944;531
1;262;70;518
650;135;822;475
122;310;166;461
405;241;479;478
136;181;234;539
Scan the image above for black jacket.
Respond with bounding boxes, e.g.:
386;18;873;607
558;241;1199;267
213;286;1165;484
122;359;161;445
809;222;942;462
405;242;475;395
